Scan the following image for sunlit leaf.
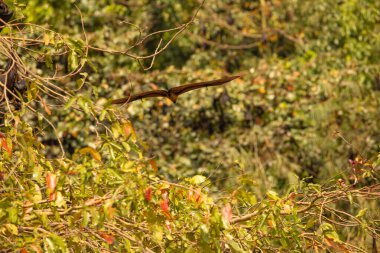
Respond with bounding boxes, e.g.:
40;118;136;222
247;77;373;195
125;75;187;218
356;208;367;218
4;223;18;235
46;172;57;193
79;147;102;161
68;51;79;72
189;175;206;185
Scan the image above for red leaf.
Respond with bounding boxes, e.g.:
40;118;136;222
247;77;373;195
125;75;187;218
222;203;233;223
160;198;169;213
144;187;152;202
0;133;12;156
286;84;294;91
99;231;115;245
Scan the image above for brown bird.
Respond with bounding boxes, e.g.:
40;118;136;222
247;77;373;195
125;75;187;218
111;75;240;105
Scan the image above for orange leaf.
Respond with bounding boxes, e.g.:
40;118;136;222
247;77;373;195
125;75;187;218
149;159;158;173
104;201;116;219
49;192;57;201
67;170;78;175
20;248;29;253
99;232;115;245
122;120;136;141
187;186;194;202
0;133;12;156
1;139;12;155
29;244;43;253
160;198;170;213
46;172;57;192
37;94;52;115
107;206;116;219
286;85;294;91
193;188;202;205
149;83;159;90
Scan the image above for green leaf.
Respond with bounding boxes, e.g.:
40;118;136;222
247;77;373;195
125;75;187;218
67;38;85;55
44;235;69;253
68;51;79;72
87;207;99;227
7;206;18;223
45;53;53;70
31;183;42;203
320;223;341;242
124;238;132;252
227;239;244;253
152;225;163;244
64;96;77;110
41;212;48;228
81;210;89;227
189;175;206;185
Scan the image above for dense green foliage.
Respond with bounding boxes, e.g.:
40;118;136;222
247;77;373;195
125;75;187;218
0;0;379;252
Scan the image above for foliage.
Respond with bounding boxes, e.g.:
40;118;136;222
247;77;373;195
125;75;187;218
0;0;379;252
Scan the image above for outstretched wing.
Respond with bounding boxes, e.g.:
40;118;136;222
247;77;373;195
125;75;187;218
111;90;169;104
169;75;240;96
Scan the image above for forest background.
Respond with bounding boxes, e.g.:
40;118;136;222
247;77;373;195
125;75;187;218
0;0;379;252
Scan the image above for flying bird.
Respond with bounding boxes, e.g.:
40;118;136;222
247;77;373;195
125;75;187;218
111;75;240;105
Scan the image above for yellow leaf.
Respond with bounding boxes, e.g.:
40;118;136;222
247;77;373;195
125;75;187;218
79;147;102;161
44;33;50;45
4;224;18;235
258;87;266;94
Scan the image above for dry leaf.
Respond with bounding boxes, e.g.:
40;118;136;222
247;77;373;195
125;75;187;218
149;159;158;173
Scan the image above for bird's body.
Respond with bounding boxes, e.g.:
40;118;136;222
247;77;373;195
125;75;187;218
111;75;240;104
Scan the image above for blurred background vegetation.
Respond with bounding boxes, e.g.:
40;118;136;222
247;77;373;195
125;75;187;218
0;0;379;252
23;0;380;194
